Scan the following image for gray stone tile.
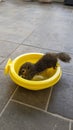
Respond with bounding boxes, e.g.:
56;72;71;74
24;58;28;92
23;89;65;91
63;39;73;54
23;26;64;51
22;4;73;52
23;18;73;51
0;70;17;113
0;101;69;130
0;41;19;57
0;1;47;43
61;28;73;54
48;73;73;119
12;87;51;110
0;24;35;43
71;123;73;130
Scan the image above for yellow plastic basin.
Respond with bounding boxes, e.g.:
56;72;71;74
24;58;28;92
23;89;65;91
4;53;62;90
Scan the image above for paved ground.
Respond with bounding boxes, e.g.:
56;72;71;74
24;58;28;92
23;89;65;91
0;0;73;130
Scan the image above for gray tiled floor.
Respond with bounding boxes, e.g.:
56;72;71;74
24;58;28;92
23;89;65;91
0;70;17;113
0;0;73;130
48;73;73;119
0;101;69;130
12;87;51;109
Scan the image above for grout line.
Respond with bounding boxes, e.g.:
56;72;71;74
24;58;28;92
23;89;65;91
0;43;21;65
22;43;61;53
21;28;37;44
69;121;72;130
0;39;21;45
0;44;20;61
21;43;73;57
6;44;21;58
11;99;73;122
45;87;53;111
0;59;5;65
63;71;73;76
0;86;19;118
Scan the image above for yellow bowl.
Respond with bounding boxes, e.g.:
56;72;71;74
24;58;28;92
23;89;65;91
4;53;62;90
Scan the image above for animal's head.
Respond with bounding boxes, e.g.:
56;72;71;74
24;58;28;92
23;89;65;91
19;62;36;80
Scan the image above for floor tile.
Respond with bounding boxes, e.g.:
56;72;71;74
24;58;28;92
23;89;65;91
0;41;19;57
71;123;73;130
0;101;69;130
23;26;64;52
61;26;73;54
0;23;35;43
48;73;73;119
0;1;47;43
12;87;51;109
0;70;17;113
23;4;73;52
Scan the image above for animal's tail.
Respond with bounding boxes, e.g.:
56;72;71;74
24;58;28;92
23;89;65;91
55;52;71;62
